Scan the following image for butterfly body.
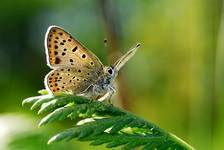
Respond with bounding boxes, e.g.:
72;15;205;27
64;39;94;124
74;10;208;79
44;25;140;101
78;66;116;100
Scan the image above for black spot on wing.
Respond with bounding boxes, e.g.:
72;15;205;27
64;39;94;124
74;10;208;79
55;57;61;64
82;54;86;58
72;46;78;52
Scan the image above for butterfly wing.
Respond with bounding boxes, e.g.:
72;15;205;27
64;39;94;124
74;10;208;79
44;67;95;94
44;25;104;94
45;25;103;71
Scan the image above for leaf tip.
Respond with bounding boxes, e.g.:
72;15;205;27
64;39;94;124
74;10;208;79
22;100;26;106
30;105;36;110
38;89;49;95
47;138;54;145
37;109;43;115
48;135;58;144
38;121;44;127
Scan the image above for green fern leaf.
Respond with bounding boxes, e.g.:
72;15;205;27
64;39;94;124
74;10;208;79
22;91;195;150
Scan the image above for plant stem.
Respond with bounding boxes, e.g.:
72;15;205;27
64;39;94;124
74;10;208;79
168;133;196;150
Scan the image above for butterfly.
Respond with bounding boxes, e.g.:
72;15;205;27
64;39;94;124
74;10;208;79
44;25;140;101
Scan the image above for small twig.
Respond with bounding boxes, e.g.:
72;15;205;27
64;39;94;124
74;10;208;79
99;0;131;110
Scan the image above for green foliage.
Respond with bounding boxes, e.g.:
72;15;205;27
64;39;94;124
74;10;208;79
8;132;75;150
22;90;195;150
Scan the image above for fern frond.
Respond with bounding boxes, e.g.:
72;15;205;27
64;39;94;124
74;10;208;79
22;90;195;150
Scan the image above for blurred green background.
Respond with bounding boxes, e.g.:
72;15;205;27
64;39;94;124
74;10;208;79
0;0;223;149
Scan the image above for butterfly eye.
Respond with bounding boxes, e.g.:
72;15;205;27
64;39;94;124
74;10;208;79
107;68;113;75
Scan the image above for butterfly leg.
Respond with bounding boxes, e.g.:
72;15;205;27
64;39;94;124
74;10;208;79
108;86;116;104
98;92;112;102
98;86;115;102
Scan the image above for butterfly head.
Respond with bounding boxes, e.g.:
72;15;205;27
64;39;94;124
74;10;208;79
103;66;116;78
102;43;140;84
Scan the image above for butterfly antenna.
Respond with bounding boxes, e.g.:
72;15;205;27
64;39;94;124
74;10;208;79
103;38;110;54
103;38;108;47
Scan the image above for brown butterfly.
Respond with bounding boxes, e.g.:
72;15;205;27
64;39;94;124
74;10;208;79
44;25;140;101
